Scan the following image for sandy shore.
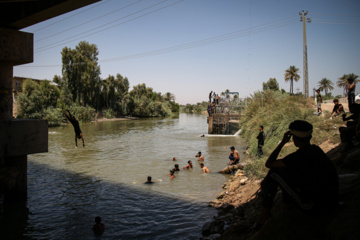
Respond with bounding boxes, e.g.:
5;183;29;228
92;116;139;122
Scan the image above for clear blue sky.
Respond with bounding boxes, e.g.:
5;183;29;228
14;0;360;104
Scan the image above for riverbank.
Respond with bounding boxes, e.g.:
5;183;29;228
93;116;139;122
200;94;360;239
201;138;360;240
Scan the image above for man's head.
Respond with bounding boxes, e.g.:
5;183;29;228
147;176;152;182
198;151;201;155
316;89;320;93
259;125;263;131
174;164;179;169
289;120;313;146
333;99;339;105
200;163;204;168
230;146;235;151
95;216;102;223
188;160;192;164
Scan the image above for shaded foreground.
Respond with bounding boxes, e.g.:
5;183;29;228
201;140;360;240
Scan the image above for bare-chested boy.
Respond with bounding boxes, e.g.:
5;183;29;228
228;146;240;165
200;163;210;173
195;151;204;161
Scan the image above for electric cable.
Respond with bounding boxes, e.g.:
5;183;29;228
36;0;143;43
31;0;111;32
35;0;179;52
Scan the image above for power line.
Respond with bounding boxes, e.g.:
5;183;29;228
35;0;180;52
31;0;111;32
311;13;360;18
36;0;143;43
18;16;298;67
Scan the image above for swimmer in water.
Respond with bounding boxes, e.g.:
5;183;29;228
173;164;180;171
200;163;210;173
92;216;105;235
195;151;204;161
144;176;154;184
173;157;177;161
183;160;193;169
170;170;175;179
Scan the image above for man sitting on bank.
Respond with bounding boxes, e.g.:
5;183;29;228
254;120;339;230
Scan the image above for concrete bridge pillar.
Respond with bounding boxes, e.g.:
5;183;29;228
0;27;48;201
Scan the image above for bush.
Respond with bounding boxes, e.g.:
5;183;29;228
43;107;64;127
69;104;96;122
240;90;342;178
103;108;115;119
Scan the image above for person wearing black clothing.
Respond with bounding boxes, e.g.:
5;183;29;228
64;110;85;147
347;78;356;109
330;99;345;117
144;176;154;184
254;120;339;231
257;125;265;157
339;104;360;151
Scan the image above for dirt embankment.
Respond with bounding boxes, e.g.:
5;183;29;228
201;139;360;240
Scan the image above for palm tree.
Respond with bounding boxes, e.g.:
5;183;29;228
317;78;334;95
337;73;360;95
284;65;300;94
163;92;175;102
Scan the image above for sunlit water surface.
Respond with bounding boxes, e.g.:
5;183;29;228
1;113;247;240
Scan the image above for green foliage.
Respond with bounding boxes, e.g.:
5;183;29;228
69;104;96;122
317;78;334;95
43;107;64;127
284;65;300;94
262;78;279;91
240;90;342;178
16;79;61;120
61;41;101;109
103;108;115;119
180;101;208;113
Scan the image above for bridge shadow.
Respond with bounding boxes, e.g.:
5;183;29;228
0;161;216;240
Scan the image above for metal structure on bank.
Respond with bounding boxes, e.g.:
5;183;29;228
208;94;247;135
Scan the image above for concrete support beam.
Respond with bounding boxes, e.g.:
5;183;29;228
0;120;48;157
0;28;33;65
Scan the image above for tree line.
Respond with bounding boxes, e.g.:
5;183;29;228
263;65;359;98
16;41;179;126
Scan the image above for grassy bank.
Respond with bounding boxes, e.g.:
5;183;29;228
240;90;343;178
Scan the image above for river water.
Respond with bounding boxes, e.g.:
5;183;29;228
1;113;247;240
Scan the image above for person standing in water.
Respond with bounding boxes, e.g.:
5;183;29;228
92;216;105;235
64;110;85;147
183;160;193;169
195;151;204;161
200;163;210;173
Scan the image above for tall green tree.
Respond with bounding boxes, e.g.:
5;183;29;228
263;78;279;91
317;78;334;95
61;41;101;109
284;65;300;94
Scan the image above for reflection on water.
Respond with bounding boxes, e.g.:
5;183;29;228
0;114;247;239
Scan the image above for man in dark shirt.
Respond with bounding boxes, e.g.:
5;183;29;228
254;120;339;230
64;110;85;147
257;125;265;157
330;99;345;117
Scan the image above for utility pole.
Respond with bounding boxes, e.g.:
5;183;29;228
299;10;311;98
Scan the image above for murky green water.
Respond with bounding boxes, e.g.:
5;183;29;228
1;113;247;239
